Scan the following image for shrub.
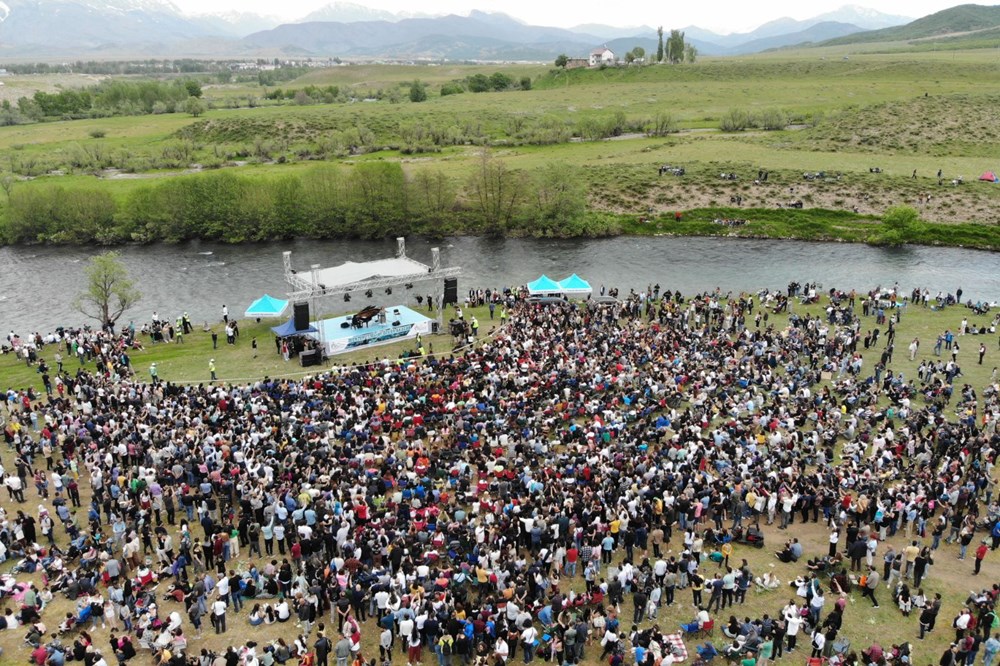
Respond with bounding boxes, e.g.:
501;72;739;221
719;108;752;132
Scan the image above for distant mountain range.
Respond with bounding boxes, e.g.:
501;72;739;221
681;4;912;54
1;1;996;61
819;3;1000;46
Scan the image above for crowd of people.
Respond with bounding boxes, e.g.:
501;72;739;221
0;282;999;666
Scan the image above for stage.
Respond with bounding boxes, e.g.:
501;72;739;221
309;305;433;356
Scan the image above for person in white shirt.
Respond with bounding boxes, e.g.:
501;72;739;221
495;637;509;661
212;599;227;634
275;599;290;622
520;622;539;662
398;616;414;643
784;611;802;652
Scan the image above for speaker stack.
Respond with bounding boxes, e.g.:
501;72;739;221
293;302;310;331
443;278;458;305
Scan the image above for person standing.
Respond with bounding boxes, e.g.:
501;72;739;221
149;362;158;385
222;305;229;323
984;634;1000;666
212;596;227;634
314;632;332;666
975;541;989;575
209;359;217;382
861;567;880;608
980;344;987;365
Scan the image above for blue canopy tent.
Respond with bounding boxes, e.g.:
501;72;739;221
245;294;289;319
270;319;318;337
557;274;592;297
526;274;562;296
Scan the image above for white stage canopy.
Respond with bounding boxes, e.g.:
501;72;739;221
309;257;432;290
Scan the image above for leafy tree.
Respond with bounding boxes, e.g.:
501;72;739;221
74;251;141;327
0;171;14;199
184;80;203;98
667;29;686;64
529;163;587;234
685;43;698;63
625;51;636;65
466;150;526;235
656;26;664;63
410;169;456;228
409;80;428;103
632;46;645;63
554;54;569;68
182;96;206;117
519;76;532;91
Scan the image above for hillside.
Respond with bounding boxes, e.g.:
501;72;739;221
823;3;1000;45
788;93;1000;157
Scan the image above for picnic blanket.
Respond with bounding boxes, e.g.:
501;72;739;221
664;633;688;662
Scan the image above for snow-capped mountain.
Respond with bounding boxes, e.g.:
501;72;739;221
191;10;281;38
0;0;219;50
297;2;436;24
811;4;912;30
0;1;921;59
681;4;912;54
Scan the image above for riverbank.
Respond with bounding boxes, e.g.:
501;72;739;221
630;208;1000;251
5;236;1000;336
3;162;999;250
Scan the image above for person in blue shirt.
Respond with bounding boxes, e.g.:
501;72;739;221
696;642;719;662
601;535;615;564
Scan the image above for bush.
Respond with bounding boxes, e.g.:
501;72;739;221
409;81;428;103
719;108;753;132
89;129;107;139
759;108;788;131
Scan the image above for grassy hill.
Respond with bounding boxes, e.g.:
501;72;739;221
823;3;1000;45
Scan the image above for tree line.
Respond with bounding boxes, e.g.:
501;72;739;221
0;156;620;245
5;79;204;124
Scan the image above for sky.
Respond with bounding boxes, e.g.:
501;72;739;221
170;0;962;33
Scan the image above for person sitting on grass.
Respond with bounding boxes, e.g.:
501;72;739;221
775;539;802;563
695;641;719;663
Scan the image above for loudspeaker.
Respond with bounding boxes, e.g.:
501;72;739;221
392;320;401;326
293;302;310;331
432;322;439;334
443;278;458;305
300;350;321;367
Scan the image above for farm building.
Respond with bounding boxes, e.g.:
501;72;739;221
589;46;616;67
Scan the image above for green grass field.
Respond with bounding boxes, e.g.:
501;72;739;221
0;296;998;665
4;52;1000;245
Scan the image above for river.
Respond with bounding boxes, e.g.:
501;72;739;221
2;237;998;334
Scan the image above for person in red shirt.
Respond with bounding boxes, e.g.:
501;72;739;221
975;541;989;575
565;546;579;577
